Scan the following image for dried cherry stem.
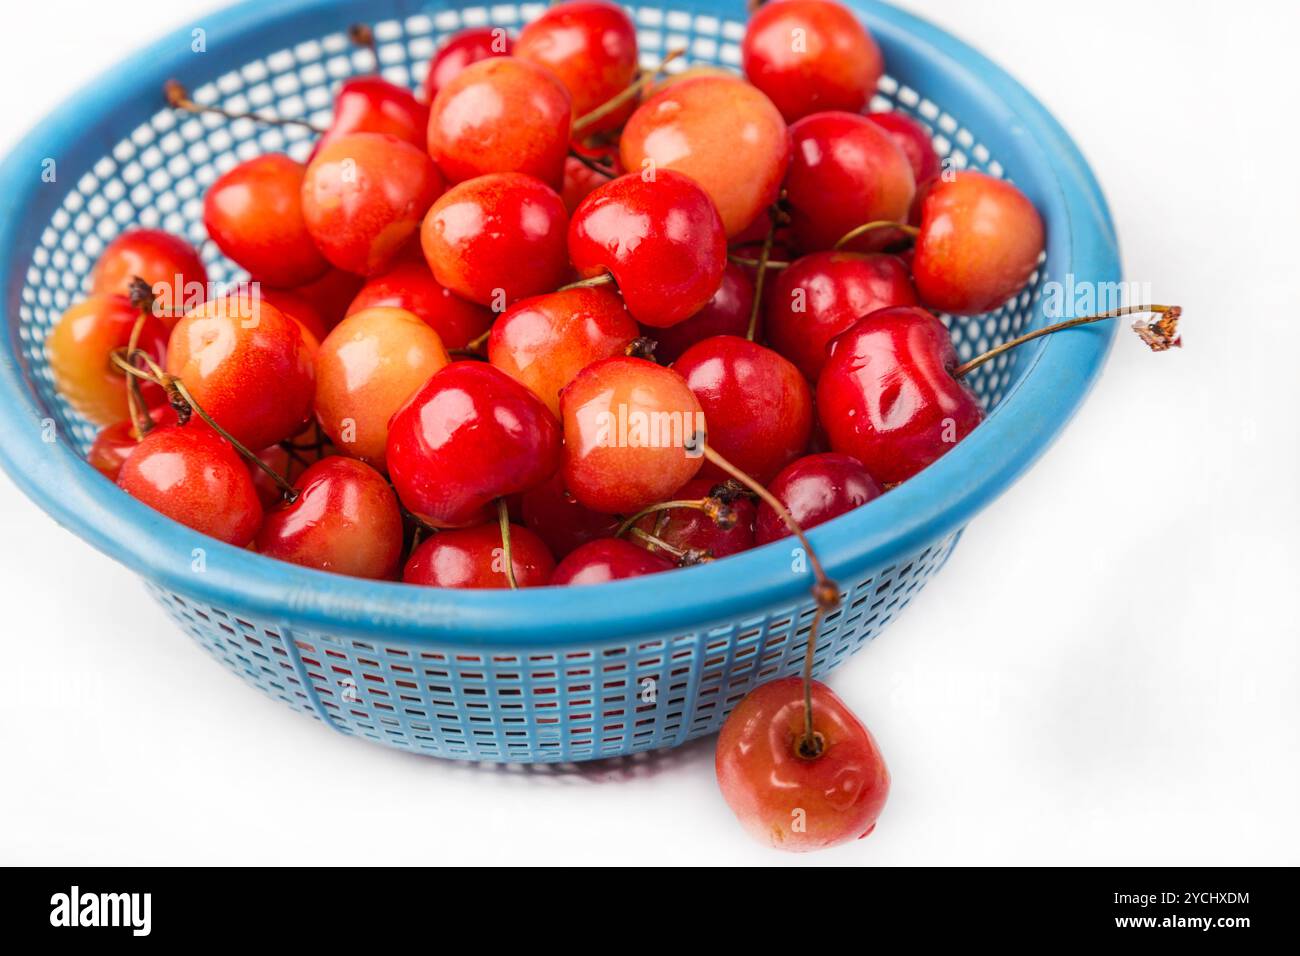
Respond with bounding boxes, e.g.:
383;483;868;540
558;271;616;292
572;47;686;136
626;526;711;566
746;205;781;341
614;496;737;538
568;147;617;179
348;23;379;70
952;304;1183;379
832;220;919;250
164;80;326;134
123;277;156;440
728;253;791;270
496;498;518;590
697;439;840;757
456;327;493;357
624;336;658;361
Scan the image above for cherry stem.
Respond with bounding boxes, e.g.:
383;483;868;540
348;23;379;72
832;220;919;251
459;327;492;355
572;47;686;135
624;336;658;361
728;253;791;270
558;271;616;292
626;526;711;566
614;497;735;538
567;148;617;179
746;206;780;341
952;304;1183;379
164;80;326;134
123;277;156;440
497;498;518;590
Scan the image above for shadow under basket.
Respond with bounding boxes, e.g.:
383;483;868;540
0;0;1120;762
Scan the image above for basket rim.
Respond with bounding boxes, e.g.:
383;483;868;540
0;0;1120;648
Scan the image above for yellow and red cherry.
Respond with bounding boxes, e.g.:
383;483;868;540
620;75;790;238
423;26;512;103
315;76;429;154
560;356;705;514
765;251;917;380
403;522;555;589
255;456;404;579
741;0;884;123
301;132;444;276
516;1;639;134
568;171;727;328
488;285;638;417
716;676;890;851
651;262;755;364
912;171;1045;315
754;453;882;545
314;306;451;469
550;537;674;585
117;424;263;546
90;229;207;322
203;153;329;287
386;361;562;528
345;258;493;350
519;471;621;558
48;294;168;426
427;56;572;188
674;335;813;485
817;305;984;484
421;171;570;308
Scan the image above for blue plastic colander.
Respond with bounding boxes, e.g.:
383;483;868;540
0;0;1119;762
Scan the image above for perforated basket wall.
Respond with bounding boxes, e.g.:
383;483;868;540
0;0;1120;762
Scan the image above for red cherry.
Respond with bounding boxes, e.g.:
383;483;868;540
912;171;1045;315
741;0;884;123
650;262;755;364
519;470;621;558
166;293;316;451
87;405;180;481
255;456;403;579
516;1;639;133
203;153;329;287
674;335;812;485
277;267;364;330
427;56;572;188
404;522;555;589
817;305;984;484
785;111;915;254
488;285;638;417
865;111;941;193
248;439;308;512
765;251;918;380
568;171;727;328
258;287;328;343
423;27;513;103
560;356;705;513
345;258;493;349
716;676;890;852
117;424;263;546
48;294;169;426
301;132;444;276
632;478;756;560
560;149;621;214
90;229;207;321
386;361;562;527
316;77;429;153
620;75;790;237
550;537;674;585
420;172;570;307
754;453;882;545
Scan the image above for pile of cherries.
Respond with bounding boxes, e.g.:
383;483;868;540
47;1;1177;852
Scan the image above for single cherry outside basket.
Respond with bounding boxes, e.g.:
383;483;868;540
0;0;1120;762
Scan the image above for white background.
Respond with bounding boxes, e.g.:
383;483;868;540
1;0;1296;866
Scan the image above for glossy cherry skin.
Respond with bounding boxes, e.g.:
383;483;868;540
403;522;555;589
766;251;918;380
316;77;429;153
786;111;915;254
87;405;180;481
117;424;263;546
674;335;812;485
650;262;755;364
423;27;512;102
166;293;316;451
633;477;757;560
345;258;493;349
568;171;727;328
912;171;1046;315
742;0;883;122
48;294;169;426
255;456;403;579
515;1;639;133
204;153;329;287
387;361;562;527
301;132;444;276
550;537;674;585
91;229;207;322
560;356;705;514
314;307;451;469
716;676;890;852
754;452;882;545
278;267;365;330
427;56;572;189
866;111;941;194
620;75;790;237
817;306;984;484
488;285;638;416
519;470;621;558
420;172;569;308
